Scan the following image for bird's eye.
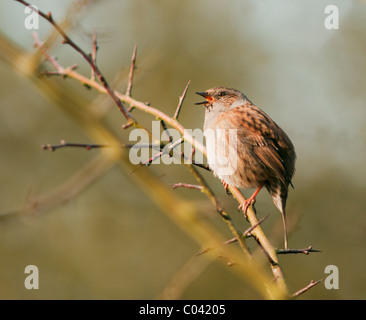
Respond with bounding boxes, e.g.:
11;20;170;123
218;91;226;97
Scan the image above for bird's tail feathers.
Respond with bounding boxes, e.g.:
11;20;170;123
270;188;288;249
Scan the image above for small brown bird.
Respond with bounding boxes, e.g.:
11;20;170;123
196;87;296;249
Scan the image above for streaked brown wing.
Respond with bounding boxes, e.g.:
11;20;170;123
217;104;295;186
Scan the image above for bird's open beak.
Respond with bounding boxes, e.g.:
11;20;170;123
195;92;215;105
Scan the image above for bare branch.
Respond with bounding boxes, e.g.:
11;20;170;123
31;32;207;155
160;119;173;143
0;154;115;222
218;253;235;267
9;1;315;299
291;279;323;298
196;215;269;256
32;33;64;73
126;45;137;97
184;165;252;259
191;161;211;172
174;80;191;120
33;30;284;280
171;183;203;191
16;0;134;124
276;246;321;255
42;141;108;151
41;140;162;152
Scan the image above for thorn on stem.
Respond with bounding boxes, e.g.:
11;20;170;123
171;183;203;191
126;45;137;97
121;120;134;130
174;80;191;120
276;246;321;255
291;279;323;298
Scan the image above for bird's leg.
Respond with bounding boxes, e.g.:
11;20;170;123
238;185;263;214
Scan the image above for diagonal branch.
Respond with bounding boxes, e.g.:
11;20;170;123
41;140;161;152
174;80;191;120
90;29;98;81
196;215;270;256
291;279;323;299
126;45;137;97
31;30;289;294
16;0;134;125
184;164;251;258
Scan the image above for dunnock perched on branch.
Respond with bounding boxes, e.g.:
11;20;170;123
196;87;296;249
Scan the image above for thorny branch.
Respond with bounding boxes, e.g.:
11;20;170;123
196;215;270;256
16;0;134;125
277;246;321;255
291;279;323;298
12;0;321;299
174;80;191;120
171;183;203;191
90;29;98;81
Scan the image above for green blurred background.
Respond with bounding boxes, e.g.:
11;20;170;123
0;0;365;299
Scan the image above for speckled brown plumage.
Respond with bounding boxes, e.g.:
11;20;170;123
196;87;296;249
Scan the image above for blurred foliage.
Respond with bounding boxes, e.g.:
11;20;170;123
0;0;366;299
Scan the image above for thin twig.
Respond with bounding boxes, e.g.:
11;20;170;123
291;279;323;298
225;215;270;245
160;119;172;143
7;4;292;298
184;165;252;258
171;183;203;191
17;0;135;125
196;215;269;256
186;146;195;164
90;29;98;81
142;138;183;165
41;140;161;152
0;154;115;222
32;27;288;295
174;80;191;120
276;246;321;255
126;45;137;97
228;185;288;293
39;65;79;78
